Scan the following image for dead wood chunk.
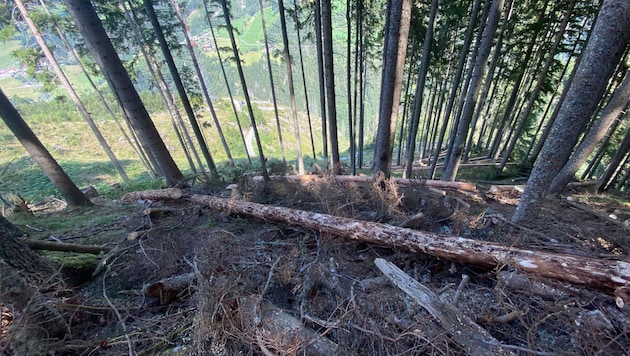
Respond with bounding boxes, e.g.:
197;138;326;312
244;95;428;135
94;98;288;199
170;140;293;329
142;207;177;217
145;272;195;304
121;188;183;202
238;295;338;356
497;271;568;298
489;185;525;194
81;185;99;198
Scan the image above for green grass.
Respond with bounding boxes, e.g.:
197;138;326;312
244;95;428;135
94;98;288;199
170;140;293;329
0;92;338;203
0;76;40;99
0;40;20;68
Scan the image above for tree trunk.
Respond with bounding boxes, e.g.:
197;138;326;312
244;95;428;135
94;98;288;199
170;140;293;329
395;41;416;167
463;5;508;162
581;114;621;180
357;6;366;169
429;0;483;179
526;17;591;165
121;0;201;174
442;0;492;171
15;0;129;184
184;194;630;299
0;89;91;206
322;0;341;174
250;174;477;191
64;0;183;186
259;0;287;165
595;124;630;192
513;0;630;223
143;0;219;179
499;1;576;169
39;0;152;179
346;0;354;174
219;0;269;180
403;0;439;179
314;0;328;171
171;0;234;166
373;0;412;176
487;21;537;163
292;0;317;161
203;2;251;164
443;0;505;181
278;0;305;174
549;72;630;194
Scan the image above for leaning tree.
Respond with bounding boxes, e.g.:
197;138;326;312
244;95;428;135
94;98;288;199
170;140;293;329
513;0;630;223
0;89;91;207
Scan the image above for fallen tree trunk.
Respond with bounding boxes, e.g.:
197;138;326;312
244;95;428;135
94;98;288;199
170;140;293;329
22;239;111;254
250;175;477;192
185;194;630;302
121;188;183;202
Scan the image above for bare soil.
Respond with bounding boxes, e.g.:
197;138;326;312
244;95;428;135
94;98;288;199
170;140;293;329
2;176;630;355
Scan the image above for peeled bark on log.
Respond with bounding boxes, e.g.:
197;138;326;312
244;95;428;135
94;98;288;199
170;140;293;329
185;194;630;301
121;188;183;202
375;258;513;355
489;185;525;194
251;174;477;192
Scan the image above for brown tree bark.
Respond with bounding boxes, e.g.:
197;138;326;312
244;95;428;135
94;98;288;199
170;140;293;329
143;0;219;179
278;0;305;174
171;0;233;167
219;0;270;180
443;0;505;181
429;0;483;179
321;0;341;174
549;72;630;194
64;0;183;186
183;194;630;300
259;0;287;165
15;0;130;184
403;0;439;179
373;0;412;176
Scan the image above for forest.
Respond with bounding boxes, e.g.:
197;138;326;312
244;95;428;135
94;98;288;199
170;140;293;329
1;0;630;354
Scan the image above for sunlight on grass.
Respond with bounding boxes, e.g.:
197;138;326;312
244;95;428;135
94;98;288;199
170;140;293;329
0;92;339;202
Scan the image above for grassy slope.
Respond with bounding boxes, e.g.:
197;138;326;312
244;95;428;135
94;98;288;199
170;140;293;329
0;4;358;202
0;94;332;202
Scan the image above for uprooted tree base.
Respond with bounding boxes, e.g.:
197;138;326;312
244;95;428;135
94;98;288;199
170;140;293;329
2;175;630;355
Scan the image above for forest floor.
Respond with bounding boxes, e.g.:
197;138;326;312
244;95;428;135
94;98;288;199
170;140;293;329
2;173;630;355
